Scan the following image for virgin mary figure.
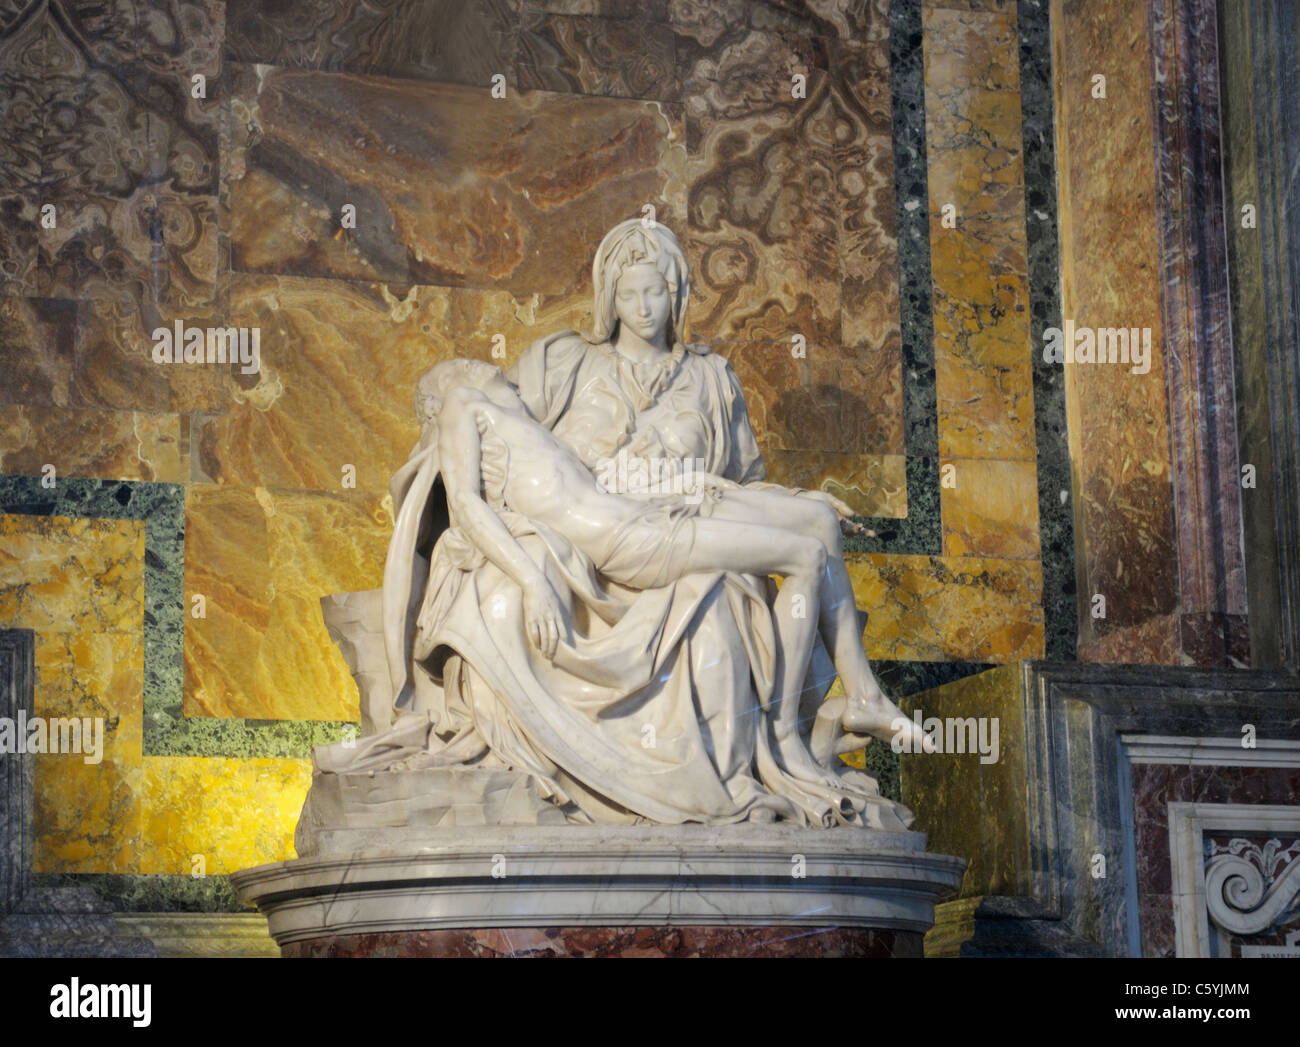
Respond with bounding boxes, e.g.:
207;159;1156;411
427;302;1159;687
323;219;909;831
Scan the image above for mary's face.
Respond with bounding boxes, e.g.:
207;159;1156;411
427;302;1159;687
614;264;672;346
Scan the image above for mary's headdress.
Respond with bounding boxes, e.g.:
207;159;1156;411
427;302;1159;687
588;219;706;353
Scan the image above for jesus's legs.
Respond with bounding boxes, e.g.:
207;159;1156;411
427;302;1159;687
702;489;927;751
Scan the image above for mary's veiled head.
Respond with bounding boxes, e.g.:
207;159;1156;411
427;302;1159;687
589;219;691;347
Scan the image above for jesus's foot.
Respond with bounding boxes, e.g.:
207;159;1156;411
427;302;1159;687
842;685;935;753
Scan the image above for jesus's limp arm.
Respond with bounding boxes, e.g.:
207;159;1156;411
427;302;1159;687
436;386;566;659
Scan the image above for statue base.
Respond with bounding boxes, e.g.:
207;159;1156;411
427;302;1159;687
230;825;964;958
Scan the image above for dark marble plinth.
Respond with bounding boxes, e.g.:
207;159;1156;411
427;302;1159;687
901;661;1300;957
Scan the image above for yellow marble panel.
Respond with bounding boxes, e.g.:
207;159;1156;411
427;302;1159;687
941;458;1040;558
847;553;1044;662
933;274;1036;461
0;405;184;483
0;514;146;873
184;484;387;721
0;515;145;633
195;274;586;492
34;751;141;872
924;6;1035;462
183;485;270;717
138;757;311;874
31;619;145;871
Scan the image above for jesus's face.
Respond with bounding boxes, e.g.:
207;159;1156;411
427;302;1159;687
614;264;672;349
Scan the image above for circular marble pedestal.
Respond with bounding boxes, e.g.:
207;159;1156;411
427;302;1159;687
231;825;964;958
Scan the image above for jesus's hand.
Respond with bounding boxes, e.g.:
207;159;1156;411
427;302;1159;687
522;578;565;660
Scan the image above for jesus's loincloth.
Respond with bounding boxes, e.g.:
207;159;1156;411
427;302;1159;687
588;492;719;590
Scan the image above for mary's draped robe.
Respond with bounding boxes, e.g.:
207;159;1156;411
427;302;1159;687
336;332;908;829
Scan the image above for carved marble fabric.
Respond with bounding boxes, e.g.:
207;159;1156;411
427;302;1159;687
348;328;905;829
314;221;912;831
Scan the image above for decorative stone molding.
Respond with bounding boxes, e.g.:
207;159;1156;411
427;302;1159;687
231;825;965;951
1168;802;1300;957
1206;838;1300;937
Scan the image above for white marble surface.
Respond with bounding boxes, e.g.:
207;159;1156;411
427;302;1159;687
320;219;924;831
232;825;965;944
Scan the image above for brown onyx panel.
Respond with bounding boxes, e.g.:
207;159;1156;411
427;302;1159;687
0;296;76;406
716;339;901;455
0;2;44;296
0;289;225;414
515;13;678;100
282;924;915;957
225;0;515;88
1055;0;1177;639
34;0;222;306
526;0;670;20
835;37;898;353
681;28;839;345
70;286;227;413
228;64;685;294
196;273;583;492
0;404;183;482
669;0;890;48
681;17;902;442
764;450;906;518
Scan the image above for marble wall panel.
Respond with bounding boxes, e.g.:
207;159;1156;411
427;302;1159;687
37;0;222;306
924;0;1015;10
3;289;228;412
1130;762;1300;958
924;5;1034;463
0;2;44;296
764;449;906;518
225;0;515;89
669;0;890;48
0;513;144;637
195;273;580;492
683;52;838;346
0;513;146;873
536;1;670;21
0;404;184;482
228;63;685;295
181;484;270;719
69;288;228;413
941;457;1039;558
0;297;76;405
835;36;898;354
32;630;143;872
899;662;1030;899
846;552;1044;662
184;483;385;721
138;755;310;874
1054;0;1177;644
715;339;901;455
516;12;678;100
682;12;904;456
1020;0;1077;660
